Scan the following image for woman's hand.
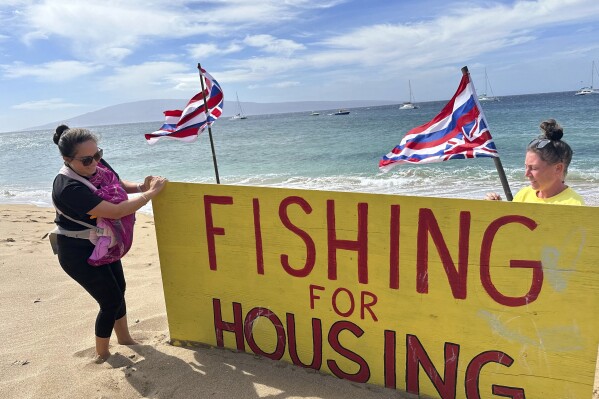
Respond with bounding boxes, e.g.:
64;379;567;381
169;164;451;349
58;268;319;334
146;176;168;198
485;192;502;201
141;175;153;192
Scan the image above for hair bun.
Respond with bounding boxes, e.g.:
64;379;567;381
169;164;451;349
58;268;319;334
539;119;563;141
53;124;70;145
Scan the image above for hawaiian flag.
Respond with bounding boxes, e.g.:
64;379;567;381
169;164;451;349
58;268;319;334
145;68;224;144
379;70;498;171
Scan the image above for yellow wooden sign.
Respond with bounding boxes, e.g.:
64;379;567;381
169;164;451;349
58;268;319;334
153;182;599;398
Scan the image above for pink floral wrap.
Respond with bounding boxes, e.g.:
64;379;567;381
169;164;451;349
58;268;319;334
86;163;135;266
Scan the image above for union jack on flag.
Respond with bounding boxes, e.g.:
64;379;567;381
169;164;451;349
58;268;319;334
145;68;224;144
379;69;498;171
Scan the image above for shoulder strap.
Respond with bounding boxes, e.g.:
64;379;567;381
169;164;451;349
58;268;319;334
59;165;97;191
54;206;102;233
54;165;103;234
50;225;92;239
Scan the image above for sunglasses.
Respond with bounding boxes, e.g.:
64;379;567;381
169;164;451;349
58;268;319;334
73;148;103;166
528;138;551;149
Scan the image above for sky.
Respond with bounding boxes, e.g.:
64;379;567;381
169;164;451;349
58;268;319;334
1;0;599;132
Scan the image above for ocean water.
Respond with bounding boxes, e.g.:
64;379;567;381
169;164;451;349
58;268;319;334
1;91;598;210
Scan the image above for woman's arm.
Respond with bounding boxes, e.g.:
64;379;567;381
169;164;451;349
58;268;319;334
90;176;167;219
121;176;156;194
120;178;145;194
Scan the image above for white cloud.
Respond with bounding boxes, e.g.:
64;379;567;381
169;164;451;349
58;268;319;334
185;0;599;99
270;81;300;88
188;0;595;91
22;30;48;45
11;98;82;110
5;0;599;73
17;1;218;62
186;44;219;59
555;43;599;57
216;57;305;85
100;61;195;96
186;42;243;59
10;0;325;63
213;68;256;84
312;0;599;72
1;60;101;81
243;34;305;56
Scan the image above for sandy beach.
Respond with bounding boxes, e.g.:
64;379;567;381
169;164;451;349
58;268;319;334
0;204;423;399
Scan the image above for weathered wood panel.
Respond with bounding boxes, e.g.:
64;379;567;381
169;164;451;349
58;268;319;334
153;182;599;398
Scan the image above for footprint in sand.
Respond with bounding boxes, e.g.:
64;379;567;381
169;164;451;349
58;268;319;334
73;347;96;359
131;315;167;332
75;347;135;369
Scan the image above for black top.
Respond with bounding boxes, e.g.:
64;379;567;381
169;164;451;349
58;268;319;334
52;159;119;230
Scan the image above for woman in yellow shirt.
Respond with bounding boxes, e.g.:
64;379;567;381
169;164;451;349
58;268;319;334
486;119;584;205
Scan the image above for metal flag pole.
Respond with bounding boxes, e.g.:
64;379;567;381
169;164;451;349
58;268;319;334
197;63;221;184
461;66;513;201
492;157;513;201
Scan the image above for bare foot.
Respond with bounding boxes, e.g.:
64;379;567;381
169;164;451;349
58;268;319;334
94;352;110;364
117;337;138;345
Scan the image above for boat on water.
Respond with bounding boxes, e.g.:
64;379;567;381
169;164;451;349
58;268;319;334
574;61;598;96
231;92;248;119
310;111;320;116
478;69;499;102
332;109;350;115
399;80;419;109
575;87;595;96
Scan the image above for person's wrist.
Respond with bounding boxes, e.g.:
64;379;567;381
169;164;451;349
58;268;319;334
137;183;143;193
145;189;157;200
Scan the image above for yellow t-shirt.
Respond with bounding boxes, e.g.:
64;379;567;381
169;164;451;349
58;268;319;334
513;186;585;206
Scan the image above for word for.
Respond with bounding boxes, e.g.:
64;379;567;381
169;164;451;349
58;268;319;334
309;284;378;321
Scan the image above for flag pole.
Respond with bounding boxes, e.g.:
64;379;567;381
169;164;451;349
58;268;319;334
198;63;221;184
492;157;512;201
461;66;513;201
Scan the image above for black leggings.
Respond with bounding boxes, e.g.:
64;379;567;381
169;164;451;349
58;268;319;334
57;235;127;338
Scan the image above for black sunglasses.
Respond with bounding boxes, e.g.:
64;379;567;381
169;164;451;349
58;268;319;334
73;148;103;166
528;138;551;149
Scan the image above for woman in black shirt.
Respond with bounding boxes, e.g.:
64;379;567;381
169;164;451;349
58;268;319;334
52;125;167;363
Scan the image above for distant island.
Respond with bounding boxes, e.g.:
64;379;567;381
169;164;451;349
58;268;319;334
26;98;399;131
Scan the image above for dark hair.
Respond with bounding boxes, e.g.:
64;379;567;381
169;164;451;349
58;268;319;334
527;119;573;177
53;124;98;158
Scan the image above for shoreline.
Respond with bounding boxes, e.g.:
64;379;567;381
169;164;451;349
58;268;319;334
1;182;598;213
0;204;412;399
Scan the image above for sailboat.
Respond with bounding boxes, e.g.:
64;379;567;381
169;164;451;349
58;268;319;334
399;80;419;109
574;61;598;96
231;92;248;120
478;69;499;102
